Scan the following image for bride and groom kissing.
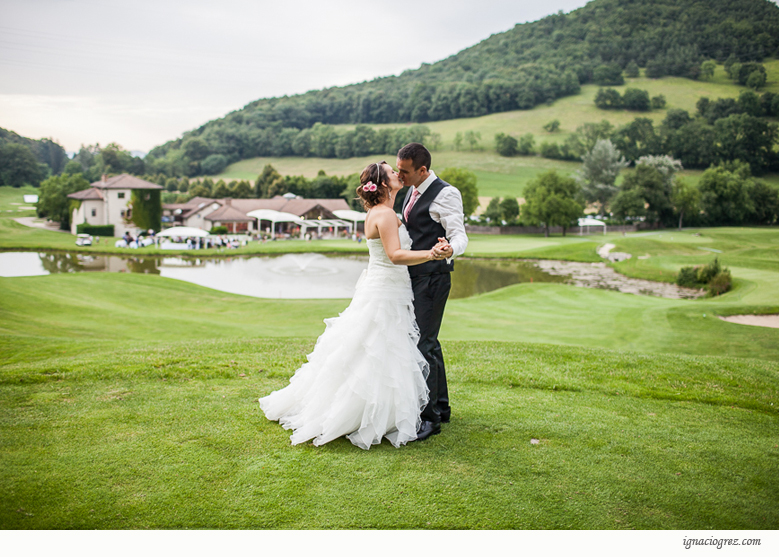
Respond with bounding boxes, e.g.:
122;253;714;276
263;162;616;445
260;142;468;449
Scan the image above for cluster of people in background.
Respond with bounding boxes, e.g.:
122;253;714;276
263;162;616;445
110;228;369;249
198;236;242;249
115;230;155;249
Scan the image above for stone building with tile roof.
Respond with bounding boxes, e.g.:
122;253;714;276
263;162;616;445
163;194;351;234
67;174;163;237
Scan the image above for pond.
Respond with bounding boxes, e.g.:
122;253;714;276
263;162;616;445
0;251;703;300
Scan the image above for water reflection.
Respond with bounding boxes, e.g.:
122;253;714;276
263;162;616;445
37;252;161;275
450;259;565;299
0;251;562;299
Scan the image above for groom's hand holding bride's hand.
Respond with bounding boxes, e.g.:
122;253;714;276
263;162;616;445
432;237;453;260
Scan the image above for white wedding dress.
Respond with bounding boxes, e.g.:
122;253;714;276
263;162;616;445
259;224;429;450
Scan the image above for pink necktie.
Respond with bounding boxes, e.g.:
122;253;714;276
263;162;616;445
404;188;420;221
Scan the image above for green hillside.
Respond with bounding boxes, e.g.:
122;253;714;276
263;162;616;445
212;60;779;199
336;60;779;151
145;0;779;172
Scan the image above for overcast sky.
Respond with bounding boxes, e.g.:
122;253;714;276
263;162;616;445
1;0;597;152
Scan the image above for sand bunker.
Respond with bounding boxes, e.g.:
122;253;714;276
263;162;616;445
718;315;779;328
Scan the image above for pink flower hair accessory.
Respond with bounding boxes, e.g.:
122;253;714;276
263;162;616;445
363;181;377;192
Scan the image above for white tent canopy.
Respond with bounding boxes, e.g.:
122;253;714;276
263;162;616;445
333;209;367;222
246;209;303;223
157;226;209;237
247;209;304;238
578;217;607;235
300;218;352;238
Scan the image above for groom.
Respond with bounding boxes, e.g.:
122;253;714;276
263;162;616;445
397;143;468;441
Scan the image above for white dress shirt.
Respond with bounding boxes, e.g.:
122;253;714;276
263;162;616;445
409;170;468;260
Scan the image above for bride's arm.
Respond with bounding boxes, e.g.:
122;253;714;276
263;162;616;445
374;209;437;266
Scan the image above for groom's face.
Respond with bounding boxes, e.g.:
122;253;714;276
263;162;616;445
396;158;426;188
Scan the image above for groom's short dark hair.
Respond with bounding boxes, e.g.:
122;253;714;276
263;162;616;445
398;143;431;171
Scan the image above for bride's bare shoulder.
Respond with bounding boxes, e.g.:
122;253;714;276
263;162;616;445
369;205;396;221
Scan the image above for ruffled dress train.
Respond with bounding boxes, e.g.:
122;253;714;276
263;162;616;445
259;225;429;449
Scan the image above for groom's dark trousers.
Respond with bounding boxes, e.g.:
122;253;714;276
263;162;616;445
402;178;454;425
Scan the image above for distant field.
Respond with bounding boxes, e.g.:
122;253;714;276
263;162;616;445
216;151;779;201
215;152;581;199
216;61;779;200
0;186;38;217
331;61;779;150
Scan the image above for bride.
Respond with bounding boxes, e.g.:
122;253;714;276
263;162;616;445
259;161;449;449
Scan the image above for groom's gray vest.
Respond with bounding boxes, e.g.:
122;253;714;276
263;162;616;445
401;177;455;278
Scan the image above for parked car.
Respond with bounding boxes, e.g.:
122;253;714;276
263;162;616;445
75;234;93;246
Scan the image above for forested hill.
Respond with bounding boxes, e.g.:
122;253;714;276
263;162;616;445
147;0;779;165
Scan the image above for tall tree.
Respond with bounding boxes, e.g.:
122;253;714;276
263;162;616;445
36;173;90;230
438;167;479;217
523;171;583;237
616;164;674;226
577;139;628;215
464;131;481;151
255;164;282;198
495;133;518;157
698;162;755;226
0;143;47;187
671;178;701;230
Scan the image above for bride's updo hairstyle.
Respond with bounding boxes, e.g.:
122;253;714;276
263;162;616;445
357;161;388;210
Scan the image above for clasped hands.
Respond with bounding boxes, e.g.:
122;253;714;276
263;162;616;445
431;237;453;260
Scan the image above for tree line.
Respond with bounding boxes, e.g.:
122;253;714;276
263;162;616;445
479;149;778;237
496;90;779;175
0;127;68;187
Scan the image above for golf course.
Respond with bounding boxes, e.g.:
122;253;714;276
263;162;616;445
1;205;777;528
3;1;779;530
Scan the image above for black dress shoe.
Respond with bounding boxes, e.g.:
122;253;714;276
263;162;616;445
415;420;441;441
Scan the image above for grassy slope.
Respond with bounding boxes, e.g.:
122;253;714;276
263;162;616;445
0;185;38;218
214;62;779;198
445;228;779;359
1;227;778;364
0;274;777;529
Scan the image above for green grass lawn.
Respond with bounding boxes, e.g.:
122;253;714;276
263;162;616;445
0;186;39;218
0;273;777;529
2;222;778;528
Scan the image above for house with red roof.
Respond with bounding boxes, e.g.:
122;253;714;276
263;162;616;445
163;193;351;234
67;174;163;237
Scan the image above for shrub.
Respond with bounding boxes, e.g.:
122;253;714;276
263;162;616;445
539;141;561;159
624;61;640;78
676;266;699;288
210;226;228;234
622;88;650;111
747;71;766;90
201;154;228;175
595;88;623;109
651;95;667;109
697;257;721;284
517;133;535;155
495;133;518;157
737;62;766;86
709;270;732;296
543;120;561;133
593;63;624;85
76;224;115;236
500;197;520;223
